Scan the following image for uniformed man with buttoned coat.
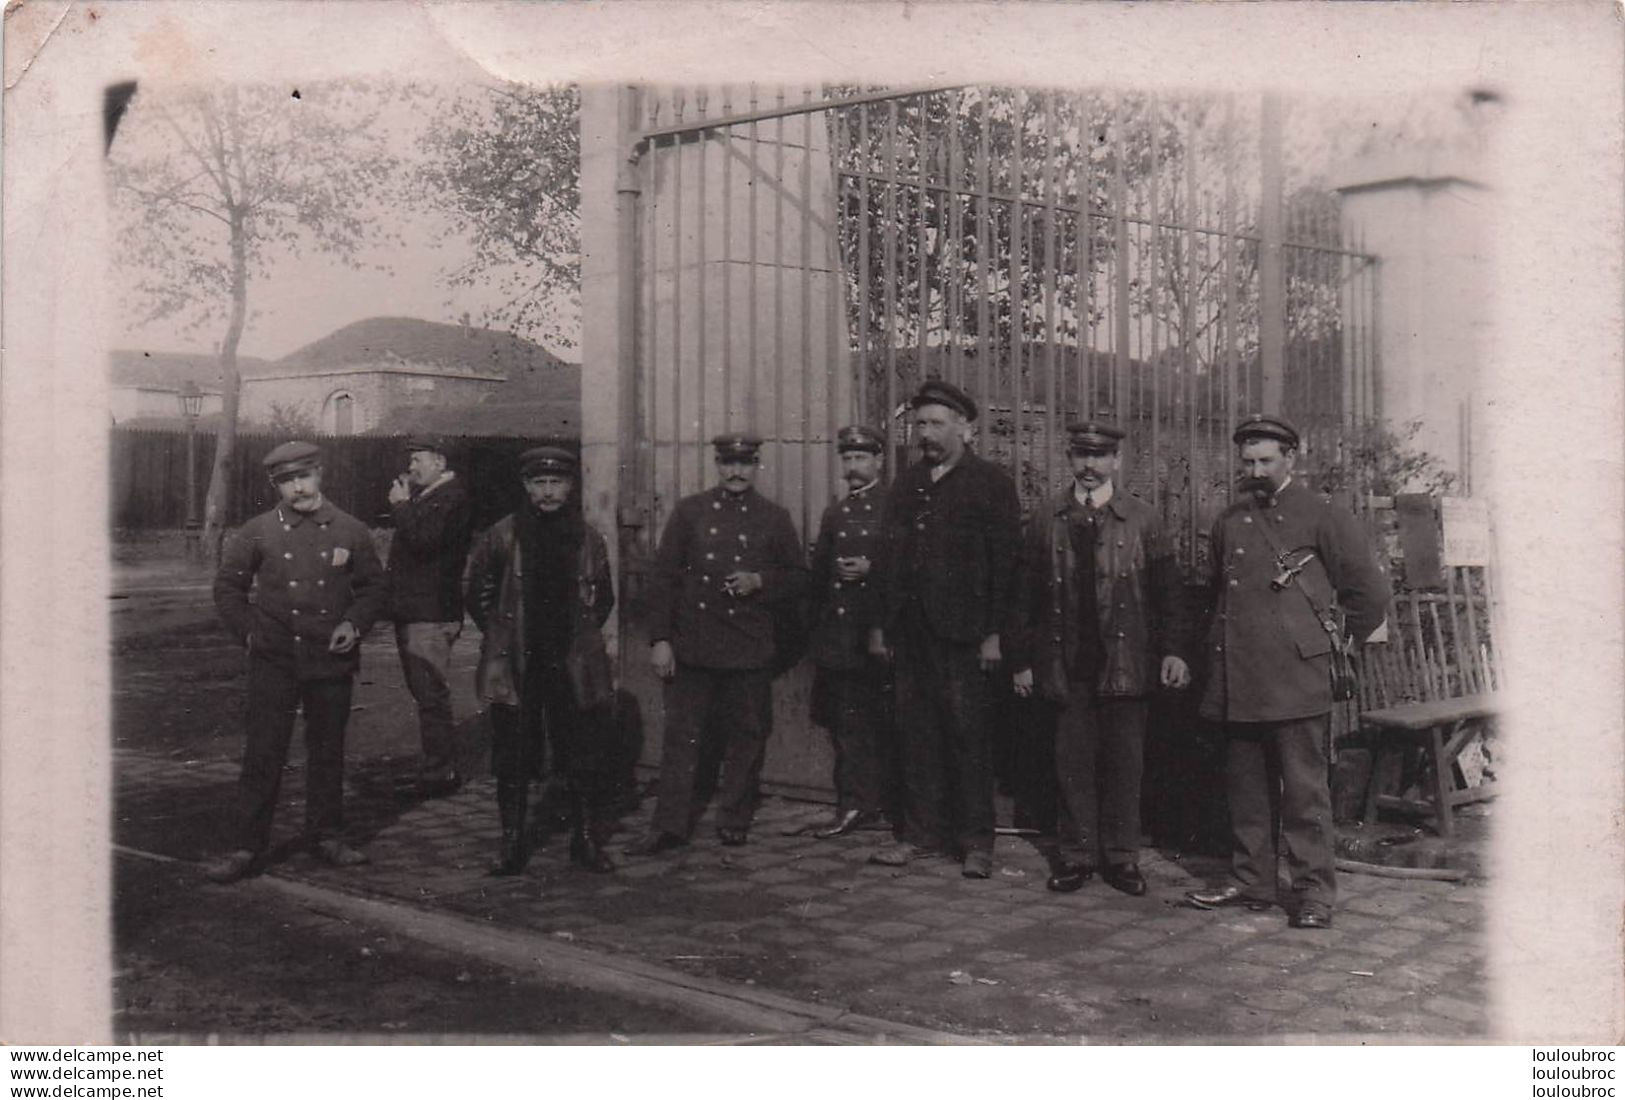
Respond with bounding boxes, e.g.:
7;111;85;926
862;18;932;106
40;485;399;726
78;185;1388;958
204;441;388;884
867;381;1023;879
798;424;897;839
1010;420;1190;897
630;433;808;854
1186;414;1388;929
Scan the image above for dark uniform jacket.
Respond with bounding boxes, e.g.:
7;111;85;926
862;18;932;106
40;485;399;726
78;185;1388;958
647;486;808;671
807;480;885;671
466;511;614;709
1010;486;1186;702
387;473;473;624
877;450;1022;644
214;499;388;680
1199;480;1389;723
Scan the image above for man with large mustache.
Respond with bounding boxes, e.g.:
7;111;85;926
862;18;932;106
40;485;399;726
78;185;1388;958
867;381;1022;879
1186;414;1389;930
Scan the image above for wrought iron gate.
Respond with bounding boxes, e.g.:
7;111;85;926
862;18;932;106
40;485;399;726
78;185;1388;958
622;84;1381;583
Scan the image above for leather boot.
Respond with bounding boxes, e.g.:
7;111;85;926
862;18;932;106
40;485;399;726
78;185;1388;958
489;781;530;876
567;789;615;873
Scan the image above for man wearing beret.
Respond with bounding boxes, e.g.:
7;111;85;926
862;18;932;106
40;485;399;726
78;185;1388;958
1186;414;1388;929
795;424;898;839
204;441;388;883
867;381;1022;878
466;446;617;875
630;433;808;853
385;437;474;797
1009;419;1191;897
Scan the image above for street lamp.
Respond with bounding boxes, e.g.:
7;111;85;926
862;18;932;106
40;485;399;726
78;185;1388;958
178;381;203;561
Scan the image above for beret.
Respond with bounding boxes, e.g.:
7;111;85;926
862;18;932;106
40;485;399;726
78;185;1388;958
835;424;886;454
909;379;978;422
262;440;322;479
1232;413;1300;449
712;432;764;461
1066;419;1125;454
518;446;577;477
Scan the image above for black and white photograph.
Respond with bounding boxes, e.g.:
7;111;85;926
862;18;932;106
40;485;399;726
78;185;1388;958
2;0;1621;1072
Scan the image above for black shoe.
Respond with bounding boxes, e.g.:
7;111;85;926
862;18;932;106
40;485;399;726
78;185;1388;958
813;809;879;839
1046;864;1093;893
202;849;257;884
626;830;687;857
1102;862;1147;897
1290;900;1334;929
1185;884;1273;911
717;827;749;847
417;768;463;799
961;849;993;879
489;829;529;876
569;829;616;873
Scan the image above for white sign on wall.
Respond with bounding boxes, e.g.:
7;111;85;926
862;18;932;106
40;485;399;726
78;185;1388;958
1440;496;1491;567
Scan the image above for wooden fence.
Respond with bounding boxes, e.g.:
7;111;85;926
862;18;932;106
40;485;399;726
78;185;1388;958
110;429;577;533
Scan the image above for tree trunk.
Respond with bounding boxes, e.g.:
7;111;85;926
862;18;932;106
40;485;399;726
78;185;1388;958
200;220;250;564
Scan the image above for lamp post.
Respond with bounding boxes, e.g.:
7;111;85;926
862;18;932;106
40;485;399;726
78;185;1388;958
178;381;203;561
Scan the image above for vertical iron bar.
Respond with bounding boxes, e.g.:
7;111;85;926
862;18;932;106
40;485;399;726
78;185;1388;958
829;99;846;487
1185;109;1199;570
1148;97;1161;512
695;88;709;486
1223;96;1238;498
1010;88;1026;489
644;98;661;527
977;89;992;436
857;105;872;430
885;99;900;453
1259;91;1285;414
801;87;815;539
671;91;686;497
948;89;964;387
1111;100;1130;469
1043;91;1059;498
916;95;931;384
721;87;735;434
748;86;761;440
773;87;787;504
1075;92;1092;419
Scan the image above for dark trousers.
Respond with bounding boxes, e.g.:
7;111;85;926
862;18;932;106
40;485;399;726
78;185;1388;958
893;616;995;857
653;665;773;836
1223;714;1338;904
489;661;610;813
395;621;461;771
235;658;353;853
1054;686;1147;868
818;665;897;817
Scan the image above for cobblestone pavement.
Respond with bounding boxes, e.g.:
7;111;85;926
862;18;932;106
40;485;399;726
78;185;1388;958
115;749;1489;1042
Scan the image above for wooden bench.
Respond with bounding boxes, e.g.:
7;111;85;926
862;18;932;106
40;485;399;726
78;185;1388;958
1361;693;1499;837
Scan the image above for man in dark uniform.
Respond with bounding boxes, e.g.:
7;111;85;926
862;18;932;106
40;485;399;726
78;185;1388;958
385;436;474;796
466;447;617;876
1186;414;1388;929
868;381;1022;879
630;433;808;853
1010;419;1190;896
796;424;896;839
204;441;388;883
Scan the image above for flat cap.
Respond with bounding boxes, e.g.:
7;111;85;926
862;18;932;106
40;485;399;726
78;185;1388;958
1066;419;1125;454
712;432;764;462
1232;413;1300;449
835;424;886;455
518;446;576;477
262;440;322;480
403;436;448;456
909;379;978;423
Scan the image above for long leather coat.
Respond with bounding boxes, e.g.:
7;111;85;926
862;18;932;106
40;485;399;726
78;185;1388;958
466;511;614;709
1199;481;1389;723
1009;486;1185;702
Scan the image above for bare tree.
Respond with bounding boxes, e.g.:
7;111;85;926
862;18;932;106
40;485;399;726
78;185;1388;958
109;81;402;557
417;84;581;350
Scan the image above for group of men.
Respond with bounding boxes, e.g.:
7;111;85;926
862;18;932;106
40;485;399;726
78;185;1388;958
202;378;1388;932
